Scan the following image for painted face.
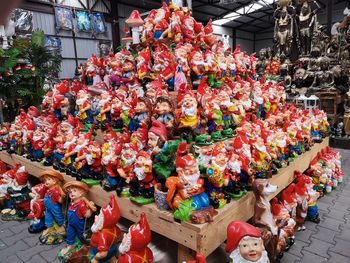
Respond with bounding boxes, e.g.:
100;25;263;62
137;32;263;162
155;101;171;115
147;131;159;149
43;176;58;188
68;187;85;201
239;237;264;262
215;152;228;166
135;101;147;113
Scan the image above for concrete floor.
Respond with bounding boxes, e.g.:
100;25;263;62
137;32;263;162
0;148;349;263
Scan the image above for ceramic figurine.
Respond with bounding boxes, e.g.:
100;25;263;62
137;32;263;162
128;97;151;132
294;171;310;231
118;212;154;263
1;165;31;221
176;87;199;141
129;151;156;204
28;183;48;233
193;136;213;175
75;89;93;125
252;179;279;262
39;170;66;245
7;123;23;155
136;46;152;80
225;152;245;198
101;141;122;192
29;128;46;162
0;122;10;151
226;221;269;263
252;137;272;179
189;48;206;88
206;142;231;209
95;91;111;130
58;181;96;260
68;196;121;263
153;95;175;137
166;142;211;222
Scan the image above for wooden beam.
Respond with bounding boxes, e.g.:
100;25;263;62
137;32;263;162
111;0;121;49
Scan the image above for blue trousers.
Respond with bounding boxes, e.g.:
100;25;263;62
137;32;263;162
191;192;210;210
44;195;64;227
66;209;85;245
90;244;117;263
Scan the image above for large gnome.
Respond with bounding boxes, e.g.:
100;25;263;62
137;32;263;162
226;221;269;263
118;212;154;263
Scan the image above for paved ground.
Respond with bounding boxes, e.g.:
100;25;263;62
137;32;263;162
0;148;349;263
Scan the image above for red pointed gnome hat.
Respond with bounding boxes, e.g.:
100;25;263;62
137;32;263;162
226;221;261;253
15;165;28;186
101;196;120;229
149;120;167;141
281;183;296;203
32;183;48;199
271;197;287;216
27;106;40;118
129;212;151;251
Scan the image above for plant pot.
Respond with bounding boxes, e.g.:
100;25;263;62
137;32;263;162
154;183;169;211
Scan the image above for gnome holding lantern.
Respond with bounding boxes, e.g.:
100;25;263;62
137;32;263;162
28;183;48;233
226;221;269;263
39;170;66;245
58;181;96;260
118;212;154;263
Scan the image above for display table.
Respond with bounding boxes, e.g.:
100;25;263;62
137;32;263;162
0;138;329;262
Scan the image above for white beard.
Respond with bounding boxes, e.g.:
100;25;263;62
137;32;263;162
102;154;112;165
184;172;200;186
277;139;286;148
76;98;87;106
228;161;241;173
192;60;205;66
118;233;131;254
241;99;252;109
182;105;197;116
33;135;42;141
91;214;104;233
198;154;211;166
98;98;110;108
230;247;270;263
121;155;136;166
134;166;146;180
220;100;232;108
243;147;252;160
85;153;93;165
255;144;267;153
64;140;75;149
212;160;227;172
253;94;263;104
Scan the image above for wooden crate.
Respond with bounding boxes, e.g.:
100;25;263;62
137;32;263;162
0;138;329;262
319;92;346;125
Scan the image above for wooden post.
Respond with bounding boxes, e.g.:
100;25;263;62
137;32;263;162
110;0;120;50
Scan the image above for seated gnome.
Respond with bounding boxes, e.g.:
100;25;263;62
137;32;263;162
2;165;31;221
226;221;269;263
118;212;154;263
166;142;210;221
58;181;96;260
39;170;66;245
129;151;156;205
68;196;121;263
28;183;48;233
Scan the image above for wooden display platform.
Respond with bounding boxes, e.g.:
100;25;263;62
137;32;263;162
0;138;329;262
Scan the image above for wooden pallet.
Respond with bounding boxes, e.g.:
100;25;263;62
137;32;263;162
0;138;329;262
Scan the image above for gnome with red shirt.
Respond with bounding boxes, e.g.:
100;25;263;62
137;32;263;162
89;196;121;263
118;212;153;263
28;183;47;233
2;165;31;221
226;221;269;263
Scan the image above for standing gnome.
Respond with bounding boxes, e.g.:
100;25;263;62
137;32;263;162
28;183;48;233
118;212;154;263
226;221;269;263
58;181;96;260
39;170;66;245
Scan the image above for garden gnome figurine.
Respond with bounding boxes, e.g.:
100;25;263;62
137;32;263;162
58;181;96;260
39;170;66;245
118;212;154;263
226;221;269;263
28;183;48;233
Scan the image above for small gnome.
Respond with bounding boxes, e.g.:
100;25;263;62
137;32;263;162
2;165;31;221
58;181;96;260
129;151;156;204
226;221;269;263
118;212;154;263
28;183;48;233
39;170;66;245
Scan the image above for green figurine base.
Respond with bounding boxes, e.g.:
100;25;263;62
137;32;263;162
57;239;83;262
225;189;247;199
39;223;66;245
81;178;100;186
1;209;28;221
129;196;155;205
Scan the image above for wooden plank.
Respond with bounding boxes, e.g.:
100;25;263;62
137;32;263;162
196;138;329;257
0;138;328;258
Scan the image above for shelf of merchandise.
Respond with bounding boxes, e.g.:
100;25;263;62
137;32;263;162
0;138;329;262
